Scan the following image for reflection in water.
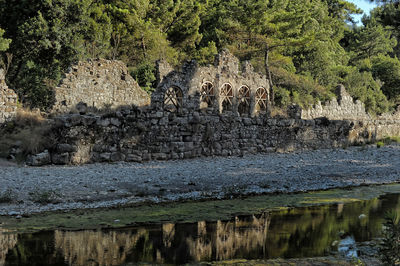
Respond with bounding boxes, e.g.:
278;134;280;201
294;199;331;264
54;230;146;266
2;193;400;265
338;236;357;258
0;229;17;266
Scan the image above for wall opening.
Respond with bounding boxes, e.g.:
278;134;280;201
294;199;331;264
220;83;233;113
237;85;250;115
255;87;268;113
164;86;183;111
200;82;215;109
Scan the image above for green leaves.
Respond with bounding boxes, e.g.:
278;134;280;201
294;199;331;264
0;28;11;52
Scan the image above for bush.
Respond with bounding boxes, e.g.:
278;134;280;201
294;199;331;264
376;141;385;148
29;189;60;205
0;189;14;203
380;212;400;265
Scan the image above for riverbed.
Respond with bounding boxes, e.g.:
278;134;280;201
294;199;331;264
0;144;399;216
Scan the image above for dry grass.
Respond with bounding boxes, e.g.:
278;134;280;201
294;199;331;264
0;108;53;161
269;107;288;118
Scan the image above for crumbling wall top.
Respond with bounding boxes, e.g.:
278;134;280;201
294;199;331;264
214;49;240;74
52;59;150;113
152;49;270;116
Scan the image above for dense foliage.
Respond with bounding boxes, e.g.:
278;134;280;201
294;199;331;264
0;0;399;113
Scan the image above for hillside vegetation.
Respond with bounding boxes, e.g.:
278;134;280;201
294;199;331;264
0;0;399;114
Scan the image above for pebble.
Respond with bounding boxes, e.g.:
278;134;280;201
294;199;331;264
0;145;399;216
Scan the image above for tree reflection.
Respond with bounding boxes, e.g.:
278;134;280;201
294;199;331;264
2;193;400;265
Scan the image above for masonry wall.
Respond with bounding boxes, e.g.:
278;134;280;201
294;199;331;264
23;51;400;165
0;69;18;124
301;85;371;120
52;59;150;113
47;109;354;165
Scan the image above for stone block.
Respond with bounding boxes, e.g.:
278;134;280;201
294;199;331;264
110;152;122;162
52;152;70;164
99;153;111;161
57;144;76;153
27;150;51;166
126;154;142;162
153;153;167;160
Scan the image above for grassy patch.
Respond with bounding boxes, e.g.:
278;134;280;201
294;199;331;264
376;141;385;148
384;136;400;144
28;189;60;205
0;189;14;203
0;109;53;161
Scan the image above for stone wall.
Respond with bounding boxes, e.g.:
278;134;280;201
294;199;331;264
46;108;354;165
24;51;400;165
301;85;370;120
52;59;150;113
0;69;18;123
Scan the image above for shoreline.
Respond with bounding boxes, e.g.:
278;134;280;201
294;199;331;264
0;144;400;216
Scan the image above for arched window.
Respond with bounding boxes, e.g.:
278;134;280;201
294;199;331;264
255;87;268;113
237;85;251;115
200;82;215;109
220;83;233;112
164;86;183;111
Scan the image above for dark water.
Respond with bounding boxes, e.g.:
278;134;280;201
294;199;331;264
1;193;400;265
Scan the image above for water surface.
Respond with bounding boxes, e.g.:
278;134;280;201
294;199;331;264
1;192;400;265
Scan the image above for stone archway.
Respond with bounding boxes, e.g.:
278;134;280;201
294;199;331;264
164;86;183;111
255;87;268;113
200;82;215;109
220;83;233;113
237;85;251;115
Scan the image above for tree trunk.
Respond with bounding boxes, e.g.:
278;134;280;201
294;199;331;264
141;34;147;59
264;46;274;106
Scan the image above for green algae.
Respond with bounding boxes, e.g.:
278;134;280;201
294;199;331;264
2;183;400;233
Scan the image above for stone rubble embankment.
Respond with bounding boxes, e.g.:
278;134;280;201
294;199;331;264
0;144;399;216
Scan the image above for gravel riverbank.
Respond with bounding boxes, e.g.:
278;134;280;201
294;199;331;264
0;144;400;216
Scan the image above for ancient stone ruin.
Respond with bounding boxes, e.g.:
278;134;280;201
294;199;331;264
0;69;18;123
52;59;150;113
2;50;397;166
301;85;370;120
152;49;270;116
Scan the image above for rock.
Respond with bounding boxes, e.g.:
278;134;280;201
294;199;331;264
27;150;51;166
52;152;70;165
75;102;88;115
110;118;121;127
57;144;76;153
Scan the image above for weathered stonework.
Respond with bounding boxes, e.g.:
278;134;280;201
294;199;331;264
52;59;150;113
301;85;400;140
301;85;370;120
21;51;400;165
0;69;18;123
152;49;270;116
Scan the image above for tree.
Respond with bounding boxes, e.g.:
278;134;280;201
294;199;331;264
0;28;10;52
0;0;108;109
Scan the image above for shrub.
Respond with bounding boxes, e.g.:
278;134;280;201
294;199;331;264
380;212;400;265
376;141;385;148
0;189;14;203
29;189;60;205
